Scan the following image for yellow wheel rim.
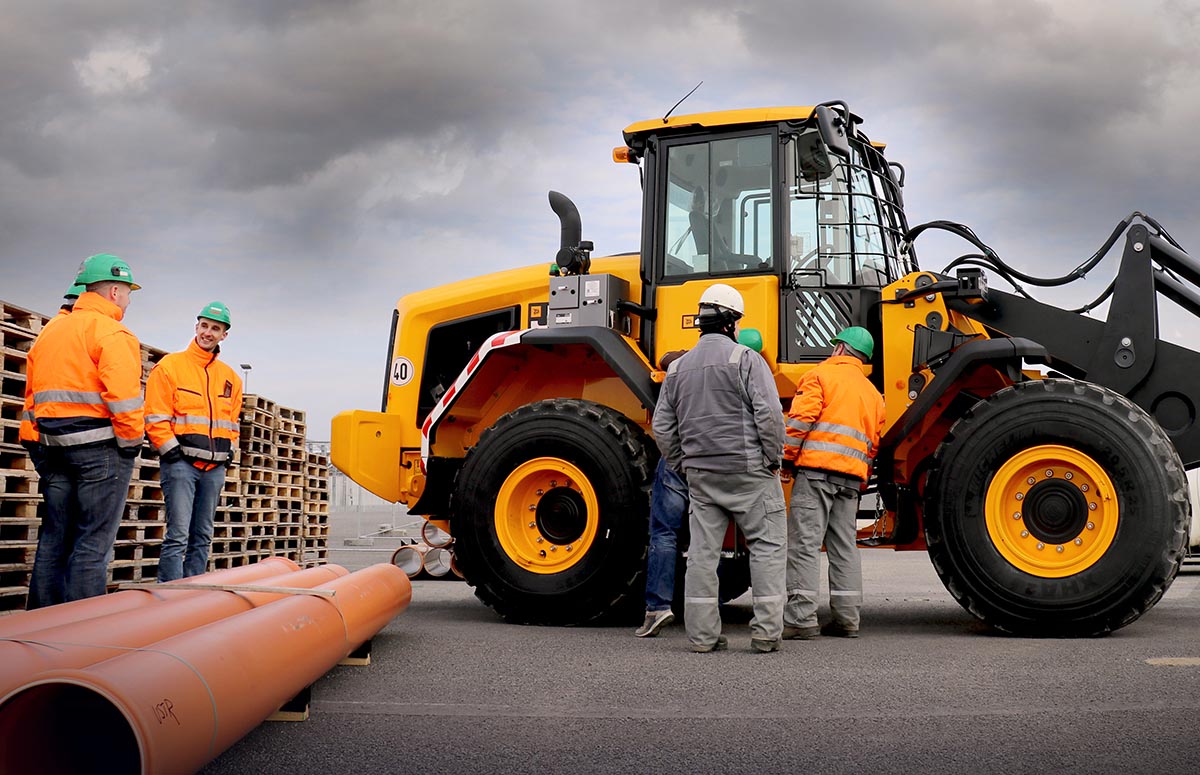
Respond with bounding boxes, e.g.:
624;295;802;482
985;444;1118;578
494;457;598;575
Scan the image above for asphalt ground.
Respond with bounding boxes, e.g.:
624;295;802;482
201;512;1200;775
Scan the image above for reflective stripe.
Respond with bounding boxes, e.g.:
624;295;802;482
21;410;35;422
786;418;812;433
179;444;230;462
107;396;144;414
116;436;142;449
800;440;870;463
171;415;238;432
145;414;172;423
684;597;719;604
157;437;181;454
811;421;870;445
784;437;803;448
33;389;104;406
787;589;819;596
173;415;212;425
41;426;115;446
213;419;239;431
728;349;742;363
830;590;862;596
752;594;784;603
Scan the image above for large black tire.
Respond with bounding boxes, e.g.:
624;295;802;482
926;379;1189;636
451;399;653;625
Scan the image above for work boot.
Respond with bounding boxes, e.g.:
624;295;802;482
750;637;781;653
690;635;728;653
782;625;820;640
634;609;675;638
820;621;860;638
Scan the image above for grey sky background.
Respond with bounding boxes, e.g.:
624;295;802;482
3;0;1198;438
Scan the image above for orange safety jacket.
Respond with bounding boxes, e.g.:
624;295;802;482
20;292;144;450
144;338;242;468
784;355;886;482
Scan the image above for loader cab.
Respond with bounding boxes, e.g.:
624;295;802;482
621;105;914;371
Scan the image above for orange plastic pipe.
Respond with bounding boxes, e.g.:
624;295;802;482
0;564;350;700
0;563;411;775
390;544;427;578
0;557;300;639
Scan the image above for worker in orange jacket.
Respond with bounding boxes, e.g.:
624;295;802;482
22;254;144;608
145;302;242;581
781;326;886;639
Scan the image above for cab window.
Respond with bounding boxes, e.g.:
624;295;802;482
662;134;774;278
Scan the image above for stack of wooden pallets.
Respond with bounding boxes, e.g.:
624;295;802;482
0;298;329;612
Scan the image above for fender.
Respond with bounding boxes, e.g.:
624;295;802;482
420;325;656;467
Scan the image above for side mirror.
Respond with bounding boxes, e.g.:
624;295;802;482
814;104;851;161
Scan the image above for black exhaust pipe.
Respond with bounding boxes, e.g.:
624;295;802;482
548;191;591;275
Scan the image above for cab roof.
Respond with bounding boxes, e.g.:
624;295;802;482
623;105;880;149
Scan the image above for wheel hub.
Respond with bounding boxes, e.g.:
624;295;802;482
494;457;598;574
984;444;1118;578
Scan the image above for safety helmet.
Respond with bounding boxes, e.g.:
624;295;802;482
75;253;140;290
737;327;764;353
831;326;875;360
63;283;86;300
696;283;745;327
197;301;232;329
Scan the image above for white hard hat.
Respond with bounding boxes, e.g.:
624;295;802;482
698;283;745;317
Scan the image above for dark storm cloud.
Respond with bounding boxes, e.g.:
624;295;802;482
2;0;1197;430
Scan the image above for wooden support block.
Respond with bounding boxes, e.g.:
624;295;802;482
267;685;311;722
338;638;372;667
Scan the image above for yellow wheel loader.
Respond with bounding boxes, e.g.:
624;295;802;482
333;102;1194;636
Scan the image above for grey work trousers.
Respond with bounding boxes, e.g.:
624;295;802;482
683;469;787;648
784;472;863;629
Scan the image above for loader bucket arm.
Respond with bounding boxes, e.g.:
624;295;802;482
948;223;1200;468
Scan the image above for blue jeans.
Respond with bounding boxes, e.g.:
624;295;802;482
29;443;135;609
644;458;689;612
158;459;225;581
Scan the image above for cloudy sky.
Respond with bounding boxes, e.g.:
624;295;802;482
3;0;1199;438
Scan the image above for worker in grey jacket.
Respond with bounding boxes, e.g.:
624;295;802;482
652;283;788;653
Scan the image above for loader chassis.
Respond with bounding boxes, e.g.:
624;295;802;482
332;104;1192;636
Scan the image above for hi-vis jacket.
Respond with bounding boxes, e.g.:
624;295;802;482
20;292;144;450
145;339;242;467
784;355;886;482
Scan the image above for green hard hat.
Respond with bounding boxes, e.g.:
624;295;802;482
64;282;87;300
75;253;140;290
831;326;875;360
197;301;232;328
737;327;764;353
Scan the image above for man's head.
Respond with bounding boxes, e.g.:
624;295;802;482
75;254;139;312
195;301;232;352
60;282;85;311
696;283;744;340
830;326;874;362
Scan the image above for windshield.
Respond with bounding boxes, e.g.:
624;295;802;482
785;131;913;287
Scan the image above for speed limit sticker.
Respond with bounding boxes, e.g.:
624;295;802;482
390;356;414;386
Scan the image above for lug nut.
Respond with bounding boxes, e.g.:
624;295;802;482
1036;542;1045;550
528;522;536;529
1013;512;1021;520
536;489;544;496
1020;530;1029;538
566;545;573;551
1027;477;1036;485
1081;484;1089;492
1088;502;1097;511
1086;522;1095;530
1064;472;1073;480
536;537;544;543
1045;469;1054;477
1015;492;1024;501
550;480;557;487
539;549;546;557
1056;545;1064;553
528;505;536;511
550;546;557;552
1074;538;1083;545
